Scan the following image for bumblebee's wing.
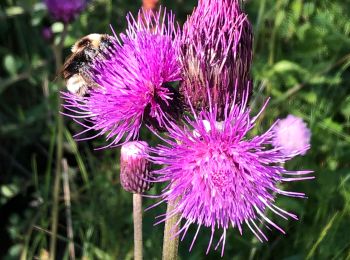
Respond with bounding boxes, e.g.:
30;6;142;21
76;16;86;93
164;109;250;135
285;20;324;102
79;67;99;89
62;51;88;81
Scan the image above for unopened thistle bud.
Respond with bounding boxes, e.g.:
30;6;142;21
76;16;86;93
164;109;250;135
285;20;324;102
180;0;253;119
120;141;152;194
273;115;311;156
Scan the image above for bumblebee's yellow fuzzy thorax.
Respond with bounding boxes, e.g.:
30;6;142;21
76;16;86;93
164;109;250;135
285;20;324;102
71;33;102;53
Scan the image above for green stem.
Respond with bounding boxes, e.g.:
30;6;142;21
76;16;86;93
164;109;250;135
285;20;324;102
162;202;180;260
248;236;260;260
49;23;68;260
133;194;143;260
253;0;266;53
268;0;282;66
62;159;76;260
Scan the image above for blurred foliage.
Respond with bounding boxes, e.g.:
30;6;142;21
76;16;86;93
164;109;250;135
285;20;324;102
0;0;350;259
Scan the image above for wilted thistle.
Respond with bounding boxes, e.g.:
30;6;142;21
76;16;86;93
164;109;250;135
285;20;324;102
63;8;182;146
273;114;311;156
180;0;253;119
120;141;152;194
150;85;313;256
44;0;87;24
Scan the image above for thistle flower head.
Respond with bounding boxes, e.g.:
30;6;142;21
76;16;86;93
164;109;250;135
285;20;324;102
120;141;152;193
273;115;311;156
180;0;253;119
150;86;313;255
62;7;182;146
44;0;87;23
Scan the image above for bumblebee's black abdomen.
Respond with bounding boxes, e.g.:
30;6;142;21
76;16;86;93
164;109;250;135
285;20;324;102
63;47;97;80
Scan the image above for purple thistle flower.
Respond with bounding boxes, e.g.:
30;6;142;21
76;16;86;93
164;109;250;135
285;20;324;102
273;115;311;156
180;0;253;119
62;8;182;146
44;0;87;24
149;86;313;256
120;141;152;193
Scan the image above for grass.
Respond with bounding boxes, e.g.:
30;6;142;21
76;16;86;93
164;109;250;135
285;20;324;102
0;0;349;259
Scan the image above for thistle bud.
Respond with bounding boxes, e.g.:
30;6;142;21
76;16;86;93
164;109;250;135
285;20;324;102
120;141;152;194
272;115;311;156
180;0;253;119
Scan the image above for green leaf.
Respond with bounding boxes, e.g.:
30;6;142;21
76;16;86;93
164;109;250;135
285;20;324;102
302;92;318;105
291;0;303;20
1;184;19;199
341;96;350;118
271;60;306;74
51;22;64;33
5;6;24;17
322;118;343;133
3;55;17;76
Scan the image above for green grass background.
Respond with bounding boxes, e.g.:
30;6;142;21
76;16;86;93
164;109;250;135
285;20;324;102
0;0;349;259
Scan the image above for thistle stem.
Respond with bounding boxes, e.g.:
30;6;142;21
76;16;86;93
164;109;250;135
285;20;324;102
162;202;180;260
49;23;68;260
62;159;76;260
133;194;143;260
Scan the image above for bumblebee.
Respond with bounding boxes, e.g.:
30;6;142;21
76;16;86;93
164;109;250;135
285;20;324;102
62;33;113;96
